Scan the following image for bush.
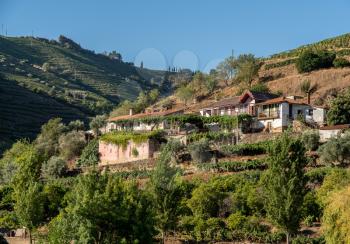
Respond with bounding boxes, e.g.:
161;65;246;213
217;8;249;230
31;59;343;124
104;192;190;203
188;139;212;163
333;58;350;68
291;236;325;244
221;141;270;156
197;159;266;173
76;139;99;167
301;130;320;151
250;83;270;93
327;89;350;125
296;50;336;73
318;132;350;166
41;156;67;180
58;131;86;160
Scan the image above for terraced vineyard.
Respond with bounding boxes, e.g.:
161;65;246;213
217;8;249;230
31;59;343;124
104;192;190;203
0;35;171;114
0;35;171;153
0;76;88;152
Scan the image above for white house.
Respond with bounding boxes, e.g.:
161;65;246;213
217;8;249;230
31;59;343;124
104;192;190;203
199;90;279;117
253;96;327;132
106;107;185;133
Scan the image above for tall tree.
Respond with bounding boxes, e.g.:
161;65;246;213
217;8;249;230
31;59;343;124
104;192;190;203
262;133;308;244
149;144;183;242
235;54;260;87
300;80;317;104
327;89;350;125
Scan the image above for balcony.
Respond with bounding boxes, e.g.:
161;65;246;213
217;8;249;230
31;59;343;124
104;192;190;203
258;111;280;120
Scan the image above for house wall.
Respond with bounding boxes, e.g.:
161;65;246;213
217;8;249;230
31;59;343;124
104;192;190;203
319;129;341;142
99;139;158;166
313;108;327;125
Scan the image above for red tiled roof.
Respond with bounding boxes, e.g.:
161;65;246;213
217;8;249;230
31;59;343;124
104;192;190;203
256;97;309;106
108;107;185;122
240;90;279;103
201;97;240;109
320;124;350;130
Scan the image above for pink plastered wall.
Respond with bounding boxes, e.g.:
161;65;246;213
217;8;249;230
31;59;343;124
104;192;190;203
99;140;156;166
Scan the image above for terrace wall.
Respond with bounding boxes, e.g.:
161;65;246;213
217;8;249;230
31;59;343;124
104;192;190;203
99;139;159;166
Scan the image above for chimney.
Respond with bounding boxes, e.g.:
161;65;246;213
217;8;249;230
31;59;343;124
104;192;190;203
129;108;133;116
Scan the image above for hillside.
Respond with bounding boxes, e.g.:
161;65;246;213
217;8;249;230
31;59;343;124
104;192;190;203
214;33;350;107
0;35;171;114
0;35;172;153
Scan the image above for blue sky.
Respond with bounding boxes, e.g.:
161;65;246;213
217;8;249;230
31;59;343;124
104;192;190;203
1;0;350;71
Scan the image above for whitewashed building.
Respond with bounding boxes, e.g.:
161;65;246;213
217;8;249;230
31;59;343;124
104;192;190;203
253;96;327;132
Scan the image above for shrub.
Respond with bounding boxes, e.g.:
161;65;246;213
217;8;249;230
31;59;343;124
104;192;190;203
333;57;350;68
291;236;325;244
197;159;266;173
188;139;212;163
327;89;350;125
250;83;270;93
318;132;350;166
301;130;320;151
296;50;335;73
322;185;350;244
226;212;247;230
58;131;86;160
41;156;67;180
76;139;99;167
221;141;270;156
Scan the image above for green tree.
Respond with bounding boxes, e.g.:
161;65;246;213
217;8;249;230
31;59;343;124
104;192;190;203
318;132;350;166
188;139;212;163
41;156;67;180
58;131;86;160
76;139;100;167
327;89;350;125
301;130;320;151
296;50;335;73
262;133;308;244
34;118;68;160
149;88;160;104
235;54;261;87
89;115;107;136
48;171;155;243
149;146;182;242
67;120;84;131
14;182;44;244
216;55;236;86
322;185;350;243
333;57;350;68
176;85;194;105
300;80;317;104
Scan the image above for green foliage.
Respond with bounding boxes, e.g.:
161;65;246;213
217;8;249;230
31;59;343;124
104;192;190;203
187;131;234;144
296;50;336;73
318;132;350;166
250;82;270;93
197;159;267;173
291;236;325;244
234;54;261;87
264;58;296;70
327;89;350;125
158;139;184;165
100;130;163;148
322;185;350;244
67;120;85;131
41;156;67;180
305;167;334;185
333;57;350;68
270;33;350;59
262;133;308;240
89;115;107;135
48;171;155;243
58;130;86;160
221;141;271;156
149;149;182;240
34;118;68;160
316;168;350;207
14;182;45;232
175;85;194;104
187;182;227;218
188;139;212;163
76;139;99;167
301;130;320;151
